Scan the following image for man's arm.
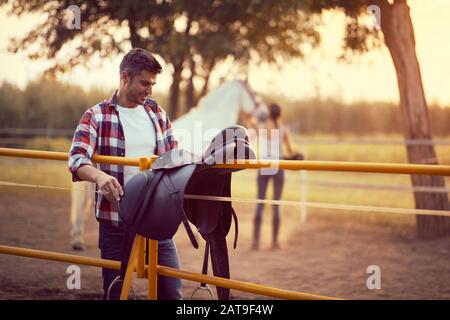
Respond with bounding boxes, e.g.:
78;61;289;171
161;107;178;150
76;165;123;202
68;109;123;203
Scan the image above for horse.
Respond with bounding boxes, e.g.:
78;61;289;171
69;80;260;250
172;80;259;153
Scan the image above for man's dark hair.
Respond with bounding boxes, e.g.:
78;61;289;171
119;48;162;79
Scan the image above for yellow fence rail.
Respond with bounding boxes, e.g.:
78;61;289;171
1;147;450;300
0;244;336;300
2;147;450;175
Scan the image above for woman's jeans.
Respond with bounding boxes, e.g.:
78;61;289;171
253;169;285;246
98;222;182;300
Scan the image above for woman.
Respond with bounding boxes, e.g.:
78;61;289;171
252;103;295;250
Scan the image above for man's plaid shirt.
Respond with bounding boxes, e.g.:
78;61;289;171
68;91;178;226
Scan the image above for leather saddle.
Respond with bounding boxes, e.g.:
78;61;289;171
118;125;256;299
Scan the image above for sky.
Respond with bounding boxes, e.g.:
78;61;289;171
0;0;449;105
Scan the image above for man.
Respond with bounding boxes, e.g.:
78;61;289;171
68;48;182;299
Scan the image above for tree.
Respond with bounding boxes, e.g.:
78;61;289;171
377;0;450;238
0;0;319;118
308;0;450;238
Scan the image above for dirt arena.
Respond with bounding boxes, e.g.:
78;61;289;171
1;188;450;300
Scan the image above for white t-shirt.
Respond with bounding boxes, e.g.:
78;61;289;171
116;104;156;185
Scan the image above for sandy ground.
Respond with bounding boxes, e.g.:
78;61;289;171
1;188;450;300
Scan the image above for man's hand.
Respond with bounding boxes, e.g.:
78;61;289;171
95;171;124;203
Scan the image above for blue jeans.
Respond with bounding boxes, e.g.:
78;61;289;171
253;169;285;246
98;222;182;300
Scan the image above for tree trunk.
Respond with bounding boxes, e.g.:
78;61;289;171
199;57;217;100
127;6;147;49
380;0;450;238
169;60;183;120
185;57;196;112
199;75;210;100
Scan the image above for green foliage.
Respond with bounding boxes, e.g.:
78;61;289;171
0;0;322;116
0;0;320;75
308;0;383;58
0;80;109;130
0;82;26;127
264;94;450;137
1;80;449;137
281;97;403;135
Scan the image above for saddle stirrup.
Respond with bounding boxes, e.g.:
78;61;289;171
190;285;215;300
106;276;136;300
190;242;215;300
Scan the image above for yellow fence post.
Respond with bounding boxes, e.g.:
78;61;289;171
120;235;142;300
148;239;158;300
135;156;159;300
136;157;151;279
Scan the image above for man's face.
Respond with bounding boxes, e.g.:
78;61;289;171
122;69;157;106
